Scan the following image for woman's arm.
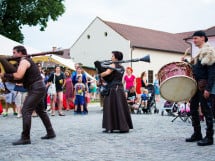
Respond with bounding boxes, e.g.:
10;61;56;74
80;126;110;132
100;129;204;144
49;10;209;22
143;78;148;86
100;64;114;77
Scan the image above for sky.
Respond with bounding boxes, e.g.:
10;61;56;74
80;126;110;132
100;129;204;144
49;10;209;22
21;0;215;52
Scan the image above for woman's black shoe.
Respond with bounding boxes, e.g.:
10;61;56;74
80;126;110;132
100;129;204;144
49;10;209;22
102;129;113;133
119;130;129;133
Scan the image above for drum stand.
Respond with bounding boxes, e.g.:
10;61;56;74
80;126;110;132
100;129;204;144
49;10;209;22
171;102;192;123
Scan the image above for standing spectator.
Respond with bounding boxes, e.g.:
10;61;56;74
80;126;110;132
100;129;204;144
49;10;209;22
64;69;73;111
140;71;148;89
73;76;86;115
14;83;27;118
72;66;87;85
88;75;97;101
72;65;88;112
2;82;17;117
153;73;160;102
123;67;136;91
48;65;66;116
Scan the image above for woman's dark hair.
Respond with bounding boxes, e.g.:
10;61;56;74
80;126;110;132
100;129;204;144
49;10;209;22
55;64;60;69
140;71;146;79
13;45;27;55
112;51;123;61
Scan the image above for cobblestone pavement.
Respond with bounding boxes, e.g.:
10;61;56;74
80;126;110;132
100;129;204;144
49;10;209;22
0;101;214;161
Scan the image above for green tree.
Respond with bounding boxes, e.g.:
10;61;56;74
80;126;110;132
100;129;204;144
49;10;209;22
0;0;65;43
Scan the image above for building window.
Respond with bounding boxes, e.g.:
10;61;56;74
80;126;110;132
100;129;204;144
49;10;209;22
104;32;108;37
148;70;153;84
87;35;90;39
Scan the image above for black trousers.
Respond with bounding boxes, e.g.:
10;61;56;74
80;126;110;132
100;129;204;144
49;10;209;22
21;81;54;139
190;80;214;136
211;94;215;119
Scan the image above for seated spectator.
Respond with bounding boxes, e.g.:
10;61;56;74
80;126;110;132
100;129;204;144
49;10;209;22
140;87;149;108
126;86;139;113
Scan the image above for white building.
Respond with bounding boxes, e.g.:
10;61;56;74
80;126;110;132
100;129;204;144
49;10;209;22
70;17;214;83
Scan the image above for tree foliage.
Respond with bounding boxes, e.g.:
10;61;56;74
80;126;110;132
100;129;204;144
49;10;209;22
0;0;65;43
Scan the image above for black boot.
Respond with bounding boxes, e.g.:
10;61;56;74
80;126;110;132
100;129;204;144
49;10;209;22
186;125;202;142
185;133;202;142
12;138;31;145
38;110;56;139
41;133;56;139
197;130;214;146
197;136;213;146
41;129;56;139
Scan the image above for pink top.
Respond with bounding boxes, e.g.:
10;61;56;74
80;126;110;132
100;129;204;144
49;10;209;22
124;75;135;90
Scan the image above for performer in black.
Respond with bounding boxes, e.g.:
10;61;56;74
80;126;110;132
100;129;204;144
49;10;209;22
0;45;56;145
95;51;133;133
183;31;215;146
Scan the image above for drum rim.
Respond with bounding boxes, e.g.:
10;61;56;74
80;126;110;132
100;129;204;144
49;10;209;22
158;61;191;74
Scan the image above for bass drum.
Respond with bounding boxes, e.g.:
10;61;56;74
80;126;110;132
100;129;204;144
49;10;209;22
158;62;197;102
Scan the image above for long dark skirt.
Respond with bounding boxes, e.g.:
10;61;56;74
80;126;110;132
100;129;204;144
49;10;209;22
102;86;133;131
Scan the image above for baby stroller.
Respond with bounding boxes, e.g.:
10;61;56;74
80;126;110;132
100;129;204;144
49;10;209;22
136;84;158;114
161;101;178;116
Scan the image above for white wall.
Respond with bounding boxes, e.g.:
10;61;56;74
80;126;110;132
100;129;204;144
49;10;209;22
130;48;183;78
70;17;194;82
70;18;131;68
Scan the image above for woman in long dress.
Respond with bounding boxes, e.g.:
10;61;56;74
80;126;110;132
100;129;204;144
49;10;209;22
98;51;133;133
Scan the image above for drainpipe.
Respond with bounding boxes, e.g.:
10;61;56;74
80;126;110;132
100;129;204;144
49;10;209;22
130;47;134;68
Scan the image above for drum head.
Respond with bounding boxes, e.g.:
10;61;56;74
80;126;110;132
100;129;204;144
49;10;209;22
160;76;197;102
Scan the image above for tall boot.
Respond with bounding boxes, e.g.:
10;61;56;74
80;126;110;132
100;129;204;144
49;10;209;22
197;130;214;146
12;125;31;145
198;109;214;146
39;111;56;139
185;125;202;142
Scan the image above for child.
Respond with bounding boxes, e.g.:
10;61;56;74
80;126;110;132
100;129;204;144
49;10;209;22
2;82;17;117
140;88;148;108
73;76;86;114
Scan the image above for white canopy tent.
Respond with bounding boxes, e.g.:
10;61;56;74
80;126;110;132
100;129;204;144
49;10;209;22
0;34;95;80
32;55;95;80
0;34;41;56
32;54;76;70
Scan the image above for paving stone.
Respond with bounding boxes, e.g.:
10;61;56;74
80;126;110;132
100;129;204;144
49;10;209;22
0;101;214;161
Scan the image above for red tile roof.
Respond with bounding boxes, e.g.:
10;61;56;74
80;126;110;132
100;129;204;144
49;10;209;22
101;19;213;54
206;26;215;36
180;26;215;40
103;20;190;54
